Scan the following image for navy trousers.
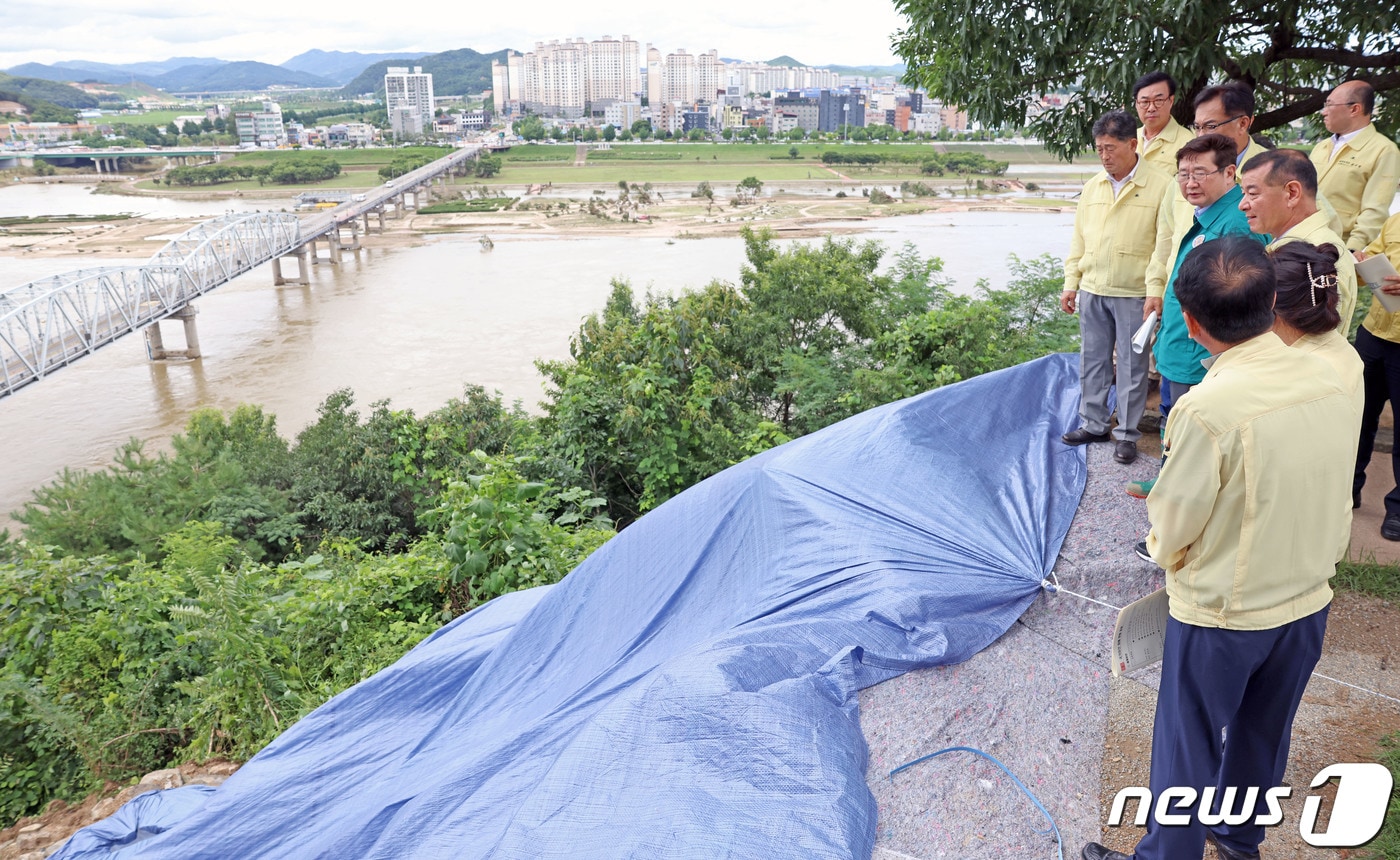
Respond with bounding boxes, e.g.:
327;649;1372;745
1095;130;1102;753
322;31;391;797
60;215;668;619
1131;604;1329;859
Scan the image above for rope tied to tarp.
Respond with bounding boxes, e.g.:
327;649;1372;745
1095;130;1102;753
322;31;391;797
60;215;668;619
1039;572;1400;707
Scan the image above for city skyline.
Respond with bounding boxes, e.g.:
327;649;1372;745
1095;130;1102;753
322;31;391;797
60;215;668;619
0;0;907;72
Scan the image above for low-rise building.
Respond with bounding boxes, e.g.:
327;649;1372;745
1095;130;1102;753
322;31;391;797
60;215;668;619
603;100;642;129
233;102;286;148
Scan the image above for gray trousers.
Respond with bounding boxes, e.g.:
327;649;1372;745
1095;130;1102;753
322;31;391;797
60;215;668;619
1078;291;1148;443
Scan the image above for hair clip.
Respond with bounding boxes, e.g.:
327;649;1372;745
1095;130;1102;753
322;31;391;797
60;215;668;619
1305;262;1338;308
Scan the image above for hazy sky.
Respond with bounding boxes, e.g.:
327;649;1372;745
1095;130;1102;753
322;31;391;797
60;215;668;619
0;0;909;70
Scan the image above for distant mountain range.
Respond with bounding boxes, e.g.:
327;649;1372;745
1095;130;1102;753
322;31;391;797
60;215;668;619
340;48;512;97
281;49;432;85
766;56;906;78
3;49;904;99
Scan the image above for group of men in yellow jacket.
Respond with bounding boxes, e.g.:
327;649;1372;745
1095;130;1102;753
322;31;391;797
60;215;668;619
1064;72;1398;860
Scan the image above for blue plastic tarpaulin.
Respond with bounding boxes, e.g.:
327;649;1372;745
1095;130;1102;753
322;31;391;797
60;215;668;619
52;353;1086;860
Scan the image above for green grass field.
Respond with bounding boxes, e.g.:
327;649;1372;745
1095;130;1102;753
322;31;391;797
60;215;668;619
480;141;1095;186
116;140;1095;193
101;111;194;127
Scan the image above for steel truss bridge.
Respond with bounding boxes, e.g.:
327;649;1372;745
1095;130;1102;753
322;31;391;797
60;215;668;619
0;144;482;401
0;212;302;399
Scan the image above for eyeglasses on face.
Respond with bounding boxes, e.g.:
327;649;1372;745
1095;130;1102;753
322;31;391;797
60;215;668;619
1189;114;1246;132
1135;95;1170;108
1322;100;1358;109
1176;167;1226;183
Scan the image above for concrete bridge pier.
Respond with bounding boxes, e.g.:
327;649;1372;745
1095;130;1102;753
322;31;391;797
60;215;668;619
272;247;311;285
394;195;405;218
145;305;201;360
344;221;361;251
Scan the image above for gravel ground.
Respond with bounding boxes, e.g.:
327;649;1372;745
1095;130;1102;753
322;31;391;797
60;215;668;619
860;440;1400;860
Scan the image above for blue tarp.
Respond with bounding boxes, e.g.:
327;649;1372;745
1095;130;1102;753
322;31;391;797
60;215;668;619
53;353;1086;860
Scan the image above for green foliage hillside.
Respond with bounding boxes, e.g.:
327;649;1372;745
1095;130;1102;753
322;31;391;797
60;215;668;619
0;234;1076;825
0;72;96;113
341;48;513;97
151;61;335;92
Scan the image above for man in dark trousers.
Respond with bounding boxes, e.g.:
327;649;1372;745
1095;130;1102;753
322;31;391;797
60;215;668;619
1084;236;1355;860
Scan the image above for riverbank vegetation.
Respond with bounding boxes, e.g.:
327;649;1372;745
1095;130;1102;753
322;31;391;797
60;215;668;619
0;228;1075;822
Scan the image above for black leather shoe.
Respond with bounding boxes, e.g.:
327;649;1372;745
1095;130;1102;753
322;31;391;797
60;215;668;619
1082;843;1132;860
1206;829;1260;860
1063;427;1111;445
1113;440;1138;464
1383;513;1400;542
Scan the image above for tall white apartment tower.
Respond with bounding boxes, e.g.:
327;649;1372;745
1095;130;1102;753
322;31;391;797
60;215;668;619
491;52;523;116
664;50;696;103
646;45;664;107
696;50;721;102
385;66;435;138
587;35;641;103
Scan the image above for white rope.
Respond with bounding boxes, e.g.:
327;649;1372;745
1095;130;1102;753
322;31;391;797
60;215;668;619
1309;672;1400;707
1040;577;1400;708
1040;573;1123;612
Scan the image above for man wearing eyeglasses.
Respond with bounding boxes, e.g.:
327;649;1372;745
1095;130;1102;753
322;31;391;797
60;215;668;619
1128;135;1269;503
1061;111;1173;465
1131;84;1341;499
1133;71;1191;176
1239;149;1357;334
1309;80;1400;253
1154;136;1267;414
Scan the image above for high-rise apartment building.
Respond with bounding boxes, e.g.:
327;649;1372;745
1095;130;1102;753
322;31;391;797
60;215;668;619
664;50;696;103
384;66;435;139
646;45;664;107
695;50;721;103
587;35;641;103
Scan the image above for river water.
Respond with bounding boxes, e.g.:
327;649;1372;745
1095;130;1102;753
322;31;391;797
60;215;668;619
1;182;1075;523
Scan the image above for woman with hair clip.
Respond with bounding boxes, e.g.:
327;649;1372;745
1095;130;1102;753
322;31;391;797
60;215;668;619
1270;241;1364;422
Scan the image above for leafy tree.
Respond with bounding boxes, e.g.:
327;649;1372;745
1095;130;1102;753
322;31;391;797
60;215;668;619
473;155;502;178
630;119;652;139
602;125;616;142
735;229;939;434
536;279;756;521
892;0;1400;158
431;452;612;614
693;180;714;201
736;176;763;200
513;114;546;141
788;145;800;159
582;126;599;142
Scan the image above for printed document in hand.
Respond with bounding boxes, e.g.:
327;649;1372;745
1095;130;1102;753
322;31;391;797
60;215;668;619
1111;587;1168;677
1356;255;1400;313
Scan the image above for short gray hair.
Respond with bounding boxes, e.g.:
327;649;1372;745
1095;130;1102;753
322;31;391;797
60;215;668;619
1092;110;1137;142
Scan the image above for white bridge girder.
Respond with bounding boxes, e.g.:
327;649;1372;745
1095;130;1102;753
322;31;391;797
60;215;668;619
0;212;302;398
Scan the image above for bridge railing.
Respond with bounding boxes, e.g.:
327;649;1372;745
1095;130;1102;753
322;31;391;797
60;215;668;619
0;264;195;396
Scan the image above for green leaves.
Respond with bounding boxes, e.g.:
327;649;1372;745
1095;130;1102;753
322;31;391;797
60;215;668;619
893;0;1400;156
433;453;613;615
